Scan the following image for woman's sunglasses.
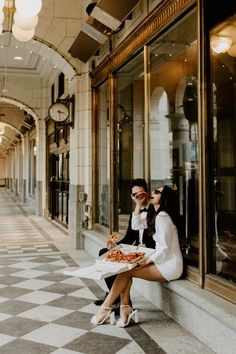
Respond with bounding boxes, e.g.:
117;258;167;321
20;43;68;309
152;189;162;195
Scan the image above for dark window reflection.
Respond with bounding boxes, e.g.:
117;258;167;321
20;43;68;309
210;14;236;283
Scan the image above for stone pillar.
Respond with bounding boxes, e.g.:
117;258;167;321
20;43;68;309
68;184;87;249
170;112;190;167
14;178;18;197
22;136;27;204
12;149;16;193
5;154;9;189
35;118;46;216
15;144;20;197
68;69;92;250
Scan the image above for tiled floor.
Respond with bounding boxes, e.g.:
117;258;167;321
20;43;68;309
0;189;215;354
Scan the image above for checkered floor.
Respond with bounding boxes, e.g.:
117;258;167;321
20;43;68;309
0;253;163;354
0;244;59;255
0;189;214;354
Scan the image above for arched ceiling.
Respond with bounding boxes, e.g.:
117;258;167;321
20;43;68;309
0;101;35;156
0;0;89;156
0;0;87;80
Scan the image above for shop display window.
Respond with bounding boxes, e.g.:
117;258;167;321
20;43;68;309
149;9;198;266
209;14;236;283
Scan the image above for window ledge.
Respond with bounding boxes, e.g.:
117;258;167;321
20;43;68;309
164;279;236;332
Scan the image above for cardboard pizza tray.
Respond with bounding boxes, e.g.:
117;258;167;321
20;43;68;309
63;244;155;280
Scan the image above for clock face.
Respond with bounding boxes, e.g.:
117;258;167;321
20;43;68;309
49;102;70;122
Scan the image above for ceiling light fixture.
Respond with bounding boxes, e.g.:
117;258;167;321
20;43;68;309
210;36;232;54
14;55;23;60
0;0;42;42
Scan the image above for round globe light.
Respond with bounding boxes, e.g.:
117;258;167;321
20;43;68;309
210;36;232;54
15;0;42;18
12;24;35;42
0;0;4;11
14;12;38;31
0;10;4;25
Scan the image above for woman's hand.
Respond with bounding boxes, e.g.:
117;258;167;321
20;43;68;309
107;240;117;250
106;233;119;250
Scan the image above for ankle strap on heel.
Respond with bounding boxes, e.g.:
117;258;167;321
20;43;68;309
101;306;112;310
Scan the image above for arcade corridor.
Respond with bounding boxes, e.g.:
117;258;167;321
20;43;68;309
0;188;214;354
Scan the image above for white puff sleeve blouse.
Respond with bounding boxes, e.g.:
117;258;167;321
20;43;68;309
132;211;183;281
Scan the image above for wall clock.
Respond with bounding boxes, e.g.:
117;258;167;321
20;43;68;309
49;102;70;123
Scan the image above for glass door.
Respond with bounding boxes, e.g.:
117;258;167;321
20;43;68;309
49;152;69;226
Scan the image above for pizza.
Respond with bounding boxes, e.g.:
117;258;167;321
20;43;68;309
107;233;119;243
105;249;145;264
135;191;150;203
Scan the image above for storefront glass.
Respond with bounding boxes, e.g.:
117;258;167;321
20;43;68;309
209;14;236;283
116;52;145;231
97;81;110;228
149;8;199;266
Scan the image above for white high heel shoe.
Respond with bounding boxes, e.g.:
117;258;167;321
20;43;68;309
90;306;115;325
116;305;139;327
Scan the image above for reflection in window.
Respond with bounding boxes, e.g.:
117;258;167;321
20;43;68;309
210;14;236;283
116;52;145;231
97;81;110;228
149;8;198;266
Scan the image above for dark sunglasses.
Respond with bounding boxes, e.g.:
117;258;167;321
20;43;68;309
131;192;137;197
152;189;162;195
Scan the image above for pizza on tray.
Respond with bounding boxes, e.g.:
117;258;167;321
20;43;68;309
105;249;145;264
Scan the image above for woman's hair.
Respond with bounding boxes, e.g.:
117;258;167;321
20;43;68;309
156;186;180;230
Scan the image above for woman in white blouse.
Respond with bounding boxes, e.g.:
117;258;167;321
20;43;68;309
91;186;183;328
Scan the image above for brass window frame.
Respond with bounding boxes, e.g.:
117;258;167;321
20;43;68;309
197;0;207;288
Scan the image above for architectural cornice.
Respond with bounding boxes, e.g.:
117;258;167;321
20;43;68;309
91;0;196;86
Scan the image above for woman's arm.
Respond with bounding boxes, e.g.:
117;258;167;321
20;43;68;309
150;214;173;263
131;212;148;230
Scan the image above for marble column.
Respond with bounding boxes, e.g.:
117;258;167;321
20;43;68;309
68;70;92;250
35;118;46;216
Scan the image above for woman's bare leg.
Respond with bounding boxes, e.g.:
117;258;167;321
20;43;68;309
104;262;165;306
93;262;166;322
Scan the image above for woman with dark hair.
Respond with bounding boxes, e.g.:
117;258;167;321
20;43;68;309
91;186;183;327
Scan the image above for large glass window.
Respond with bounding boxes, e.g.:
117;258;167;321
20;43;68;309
149;9;198;266
116;52;145;232
97;81;110;228
209;14;236;283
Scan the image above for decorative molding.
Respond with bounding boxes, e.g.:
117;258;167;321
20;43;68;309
91;0;196;86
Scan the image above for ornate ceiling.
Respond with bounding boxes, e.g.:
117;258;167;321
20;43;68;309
0;0;88;156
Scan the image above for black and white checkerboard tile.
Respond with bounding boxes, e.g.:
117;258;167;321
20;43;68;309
0;190;214;354
0;254;164;354
0;243;59;256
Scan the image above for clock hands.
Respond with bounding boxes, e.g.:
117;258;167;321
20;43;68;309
49;102;69;122
57;110;67;120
